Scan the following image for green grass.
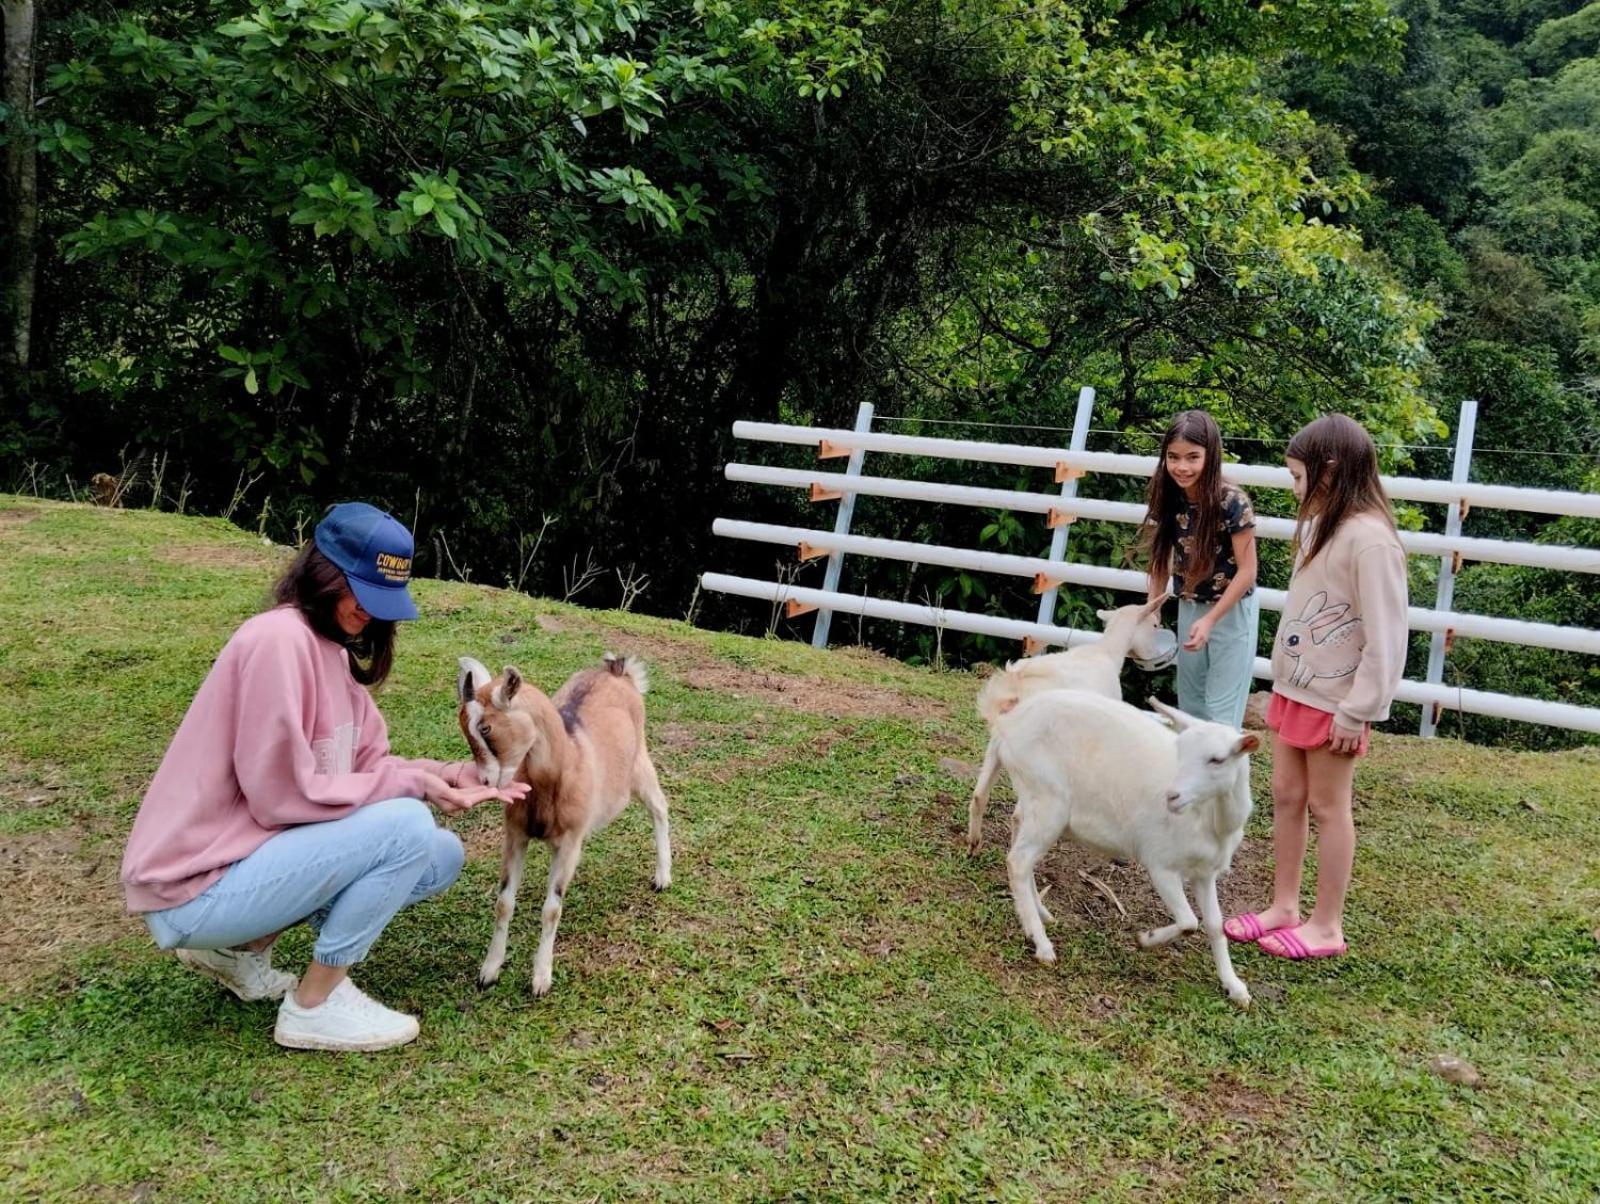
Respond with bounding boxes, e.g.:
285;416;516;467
2;495;1598;1201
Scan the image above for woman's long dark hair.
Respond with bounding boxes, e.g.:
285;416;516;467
271;543;396;687
1141;409;1226;590
1286;413;1397;563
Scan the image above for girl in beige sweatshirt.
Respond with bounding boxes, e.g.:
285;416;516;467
1224;414;1409;960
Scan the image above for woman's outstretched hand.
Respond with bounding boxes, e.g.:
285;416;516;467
422;773;530;814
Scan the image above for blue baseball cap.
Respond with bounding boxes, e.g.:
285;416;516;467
313;502;420;622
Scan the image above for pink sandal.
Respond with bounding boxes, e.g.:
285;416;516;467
1258;928;1347;960
1222;913;1291;944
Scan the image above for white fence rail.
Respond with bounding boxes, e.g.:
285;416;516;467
705;402;1600;736
732;421;1600;518
710;520;1600;654
700;574;1600;735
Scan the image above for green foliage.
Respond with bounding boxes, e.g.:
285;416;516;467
1523;0;1600;74
12;0;1439;617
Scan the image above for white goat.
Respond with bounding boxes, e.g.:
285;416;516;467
457;652;671;997
989;690;1258;1006
967;595;1172;853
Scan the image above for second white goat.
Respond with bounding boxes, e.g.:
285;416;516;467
989;689;1258;1006
967;594;1171;853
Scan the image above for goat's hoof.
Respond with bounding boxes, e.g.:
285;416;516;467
965;836;983;856
476;968;501;990
531;975;553;998
1034;945;1057;965
652;875;671;892
1227;986;1252;1009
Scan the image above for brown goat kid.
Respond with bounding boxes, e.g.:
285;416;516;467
456;652;671;996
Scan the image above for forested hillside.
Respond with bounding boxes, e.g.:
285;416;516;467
2;0;1595;741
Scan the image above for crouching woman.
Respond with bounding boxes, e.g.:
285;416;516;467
121;503;527;1052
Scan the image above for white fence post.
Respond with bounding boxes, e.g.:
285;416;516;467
1034;386;1096;630
812;402;875;648
1419;398;1479;737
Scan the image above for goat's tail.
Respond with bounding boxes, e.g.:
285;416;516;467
603;651;649;695
975;662;1024;725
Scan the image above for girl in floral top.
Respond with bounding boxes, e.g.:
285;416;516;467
1141;410;1260;727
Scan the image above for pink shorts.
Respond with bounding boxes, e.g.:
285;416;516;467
1266;692;1370;756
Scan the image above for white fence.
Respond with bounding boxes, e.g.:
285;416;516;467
701;393;1600;736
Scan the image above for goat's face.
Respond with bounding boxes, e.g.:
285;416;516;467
1148;697;1259;814
457;657;544;789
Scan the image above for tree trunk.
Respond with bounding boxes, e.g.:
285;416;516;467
2;0;38;376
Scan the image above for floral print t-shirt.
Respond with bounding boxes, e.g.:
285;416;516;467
1171;483;1256;603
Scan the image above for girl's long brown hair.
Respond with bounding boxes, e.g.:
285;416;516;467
271;543;397;687
1286;413;1397;563
1142;409;1226;590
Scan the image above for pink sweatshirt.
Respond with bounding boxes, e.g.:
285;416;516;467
121;606;447;913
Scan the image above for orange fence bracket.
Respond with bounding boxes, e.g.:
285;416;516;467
809;482;844;503
818;440;853;460
1054;462;1087;484
1031;573;1064;596
797;541;830;562
1021;636;1049;656
785;599;819;618
1046;508;1077;529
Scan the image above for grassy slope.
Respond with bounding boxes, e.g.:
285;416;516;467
1;496;1597;1202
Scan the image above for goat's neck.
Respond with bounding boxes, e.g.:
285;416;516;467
1210;763;1254;839
1096;616;1140;660
519;698;576;799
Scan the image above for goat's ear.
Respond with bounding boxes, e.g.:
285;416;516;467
1096;608;1115;623
1233;733;1261;757
492;665;523;710
1138;592;1170;621
457;657;491;704
1147;697;1195;730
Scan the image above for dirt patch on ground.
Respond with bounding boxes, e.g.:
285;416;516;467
157;542;284;570
1193;1075;1289;1127
0;828;143;993
1028;837;1276;933
0;505;42;527
649;722;702;753
936;789;1276;933
678;662;949;720
563;620;953;722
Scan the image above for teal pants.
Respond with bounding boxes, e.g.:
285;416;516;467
1176;592;1260;728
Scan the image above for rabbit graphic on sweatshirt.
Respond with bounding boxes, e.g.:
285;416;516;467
1276;592;1363;688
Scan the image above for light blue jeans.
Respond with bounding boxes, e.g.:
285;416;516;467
1176;592;1260;729
144;798;465;967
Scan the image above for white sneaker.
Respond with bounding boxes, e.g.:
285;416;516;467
176;946;297;1002
273;979;420;1052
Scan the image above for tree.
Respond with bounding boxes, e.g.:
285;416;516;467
1;0;37;380
17;0;1435;625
